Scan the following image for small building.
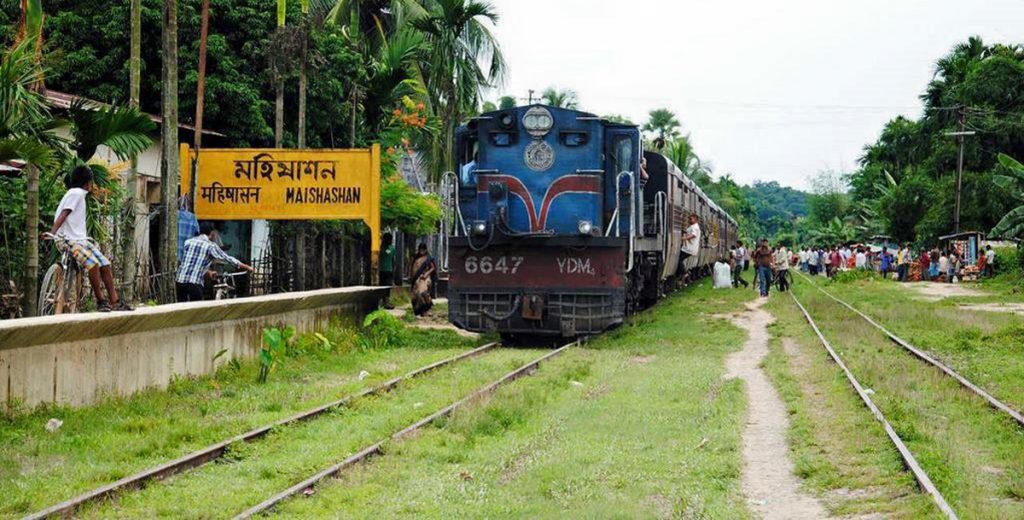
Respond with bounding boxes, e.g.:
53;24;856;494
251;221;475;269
938;231;984;266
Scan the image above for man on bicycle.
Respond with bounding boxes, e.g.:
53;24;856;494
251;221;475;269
45;165;132;312
176;221;254;302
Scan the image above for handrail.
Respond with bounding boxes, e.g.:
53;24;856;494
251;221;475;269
614;171;636;273
655;191;667;245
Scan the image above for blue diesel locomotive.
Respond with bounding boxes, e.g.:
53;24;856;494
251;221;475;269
444;105;737;339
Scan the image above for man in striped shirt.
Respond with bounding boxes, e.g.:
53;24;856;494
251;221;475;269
175;221;254;302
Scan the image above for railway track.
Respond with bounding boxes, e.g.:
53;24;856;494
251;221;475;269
234;342;575;518
25;342;500;520
793;271;1024;427
788;291;958;519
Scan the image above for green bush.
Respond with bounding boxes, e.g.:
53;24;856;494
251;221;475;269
358;310;407;351
828;269;880;284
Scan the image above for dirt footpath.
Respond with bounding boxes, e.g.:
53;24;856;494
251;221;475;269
725;299;832;520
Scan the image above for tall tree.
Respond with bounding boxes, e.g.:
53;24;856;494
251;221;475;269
121;0;143;302
541;86;578;109
642;108;680;143
14;0;45;316
160;0;180;301
413;0;505;173
274;0;286;147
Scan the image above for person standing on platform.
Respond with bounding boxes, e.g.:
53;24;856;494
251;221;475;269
176;221;254;302
380;233;396;309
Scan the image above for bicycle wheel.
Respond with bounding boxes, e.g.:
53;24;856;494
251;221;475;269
39;263;64;315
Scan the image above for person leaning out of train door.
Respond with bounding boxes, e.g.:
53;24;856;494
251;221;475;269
679;214;701;284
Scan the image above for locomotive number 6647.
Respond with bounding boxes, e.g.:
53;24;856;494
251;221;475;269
463;255;524;275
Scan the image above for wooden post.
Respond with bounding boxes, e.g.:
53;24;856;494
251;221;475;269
23;165;39;316
159;0;180;303
121;0;142;303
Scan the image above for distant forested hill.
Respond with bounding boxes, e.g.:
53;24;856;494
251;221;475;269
741;181;809;238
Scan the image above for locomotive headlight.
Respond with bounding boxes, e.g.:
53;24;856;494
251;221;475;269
577;220;594;236
523;106;554;137
471;220;488;236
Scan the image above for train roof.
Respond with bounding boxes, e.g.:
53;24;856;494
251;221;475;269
646;150;738;227
467;104;638;129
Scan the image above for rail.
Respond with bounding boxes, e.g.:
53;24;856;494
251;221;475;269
789;292;958;519
233;342;577;518
794;271;1024;428
24;343;500;519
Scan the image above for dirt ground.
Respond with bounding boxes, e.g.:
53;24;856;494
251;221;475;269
899;282;987;301
725;299;833;520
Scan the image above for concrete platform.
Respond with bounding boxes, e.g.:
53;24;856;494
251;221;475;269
0;287;387;410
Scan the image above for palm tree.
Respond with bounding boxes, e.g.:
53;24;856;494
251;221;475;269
990;154;1024;238
327;0;426;43
413;0;506;173
664;135;702;177
1;41;55;316
541;86;578;109
362;17;427;134
642;108;681;142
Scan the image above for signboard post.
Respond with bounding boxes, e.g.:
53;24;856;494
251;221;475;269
180;144;381;283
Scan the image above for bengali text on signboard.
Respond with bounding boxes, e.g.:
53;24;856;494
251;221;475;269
180;144;380;224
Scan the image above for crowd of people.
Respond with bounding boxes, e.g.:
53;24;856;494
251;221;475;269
713;239;1001;298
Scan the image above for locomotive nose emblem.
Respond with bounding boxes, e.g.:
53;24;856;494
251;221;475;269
524;141;555;172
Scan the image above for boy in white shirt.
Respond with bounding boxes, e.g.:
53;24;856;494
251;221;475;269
680;214;701;280
45;165;130;312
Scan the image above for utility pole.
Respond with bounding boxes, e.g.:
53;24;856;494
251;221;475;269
945;106;976;234
528;89;535;105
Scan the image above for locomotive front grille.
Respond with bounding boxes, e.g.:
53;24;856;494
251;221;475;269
453;291;621;335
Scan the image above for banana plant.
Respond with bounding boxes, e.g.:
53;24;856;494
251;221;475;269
990;154;1024;238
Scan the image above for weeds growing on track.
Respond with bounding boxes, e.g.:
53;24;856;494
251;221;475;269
77;348;542;518
805;275;1024;412
273;282;754;518
770;281;1024;518
0;321;479;517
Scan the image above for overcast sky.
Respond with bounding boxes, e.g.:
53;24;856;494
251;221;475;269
487;0;1024;190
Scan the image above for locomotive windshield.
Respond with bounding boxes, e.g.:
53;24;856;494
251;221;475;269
456;133;479;186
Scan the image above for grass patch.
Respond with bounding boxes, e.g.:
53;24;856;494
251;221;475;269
762;296;937;518
272;281;755;518
800;274;1024;412
776;280;1024;517
0;321;481;517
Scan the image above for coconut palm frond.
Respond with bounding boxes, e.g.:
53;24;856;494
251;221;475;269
67;100;155;160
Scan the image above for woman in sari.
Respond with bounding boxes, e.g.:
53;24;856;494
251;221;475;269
410;243;437;316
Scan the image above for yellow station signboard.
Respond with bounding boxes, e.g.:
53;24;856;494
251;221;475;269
179;144;382;276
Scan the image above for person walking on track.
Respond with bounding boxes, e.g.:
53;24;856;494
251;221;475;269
754;239;774;298
732;241;749;288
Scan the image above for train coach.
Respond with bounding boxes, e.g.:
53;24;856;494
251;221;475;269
443;105;737;340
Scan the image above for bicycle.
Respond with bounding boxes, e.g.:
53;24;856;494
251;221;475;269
213;271;248;300
38;234;91;315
